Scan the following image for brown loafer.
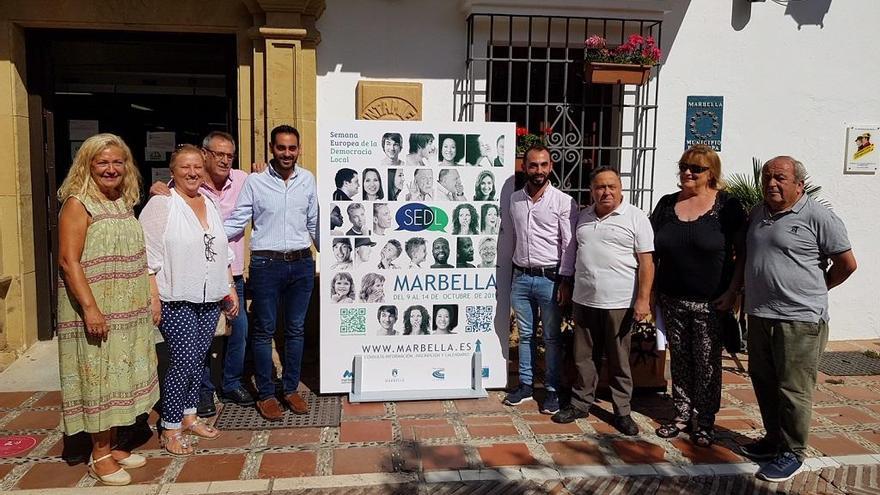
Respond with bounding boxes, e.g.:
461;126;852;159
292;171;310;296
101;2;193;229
256;397;285;421
284;392;309;415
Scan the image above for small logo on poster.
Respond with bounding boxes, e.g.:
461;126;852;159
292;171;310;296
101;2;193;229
432;368;446;380
385;368;404;384
481;367;490;378
341;369;353;384
395;204;449;232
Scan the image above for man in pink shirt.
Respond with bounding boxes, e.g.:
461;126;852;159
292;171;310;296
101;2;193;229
151;131;256;415
502;145;578;415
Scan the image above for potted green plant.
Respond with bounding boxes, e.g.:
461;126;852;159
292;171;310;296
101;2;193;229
515;126;549;156
584;34;661;85
726;157;828;211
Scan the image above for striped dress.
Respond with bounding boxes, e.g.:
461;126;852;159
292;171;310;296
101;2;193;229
57;193;159;435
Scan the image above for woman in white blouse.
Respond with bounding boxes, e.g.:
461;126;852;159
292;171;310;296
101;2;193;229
139;145;238;456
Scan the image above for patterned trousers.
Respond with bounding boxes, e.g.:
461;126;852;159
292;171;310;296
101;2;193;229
658;293;723;428
158;301;221;429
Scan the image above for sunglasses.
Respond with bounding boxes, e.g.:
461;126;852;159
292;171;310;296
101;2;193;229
678;163;710;174
204;233;217;262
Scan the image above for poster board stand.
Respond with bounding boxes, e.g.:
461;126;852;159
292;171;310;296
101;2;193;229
349;351;488;403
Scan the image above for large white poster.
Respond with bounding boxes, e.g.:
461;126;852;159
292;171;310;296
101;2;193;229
318;121;515;395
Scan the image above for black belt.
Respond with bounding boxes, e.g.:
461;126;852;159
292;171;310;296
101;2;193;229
251;249;311;261
514;264;558;277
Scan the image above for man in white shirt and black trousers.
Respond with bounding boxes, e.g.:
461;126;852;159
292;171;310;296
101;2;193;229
554;166;655;436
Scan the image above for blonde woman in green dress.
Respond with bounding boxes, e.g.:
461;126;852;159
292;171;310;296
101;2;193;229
57;133;160;486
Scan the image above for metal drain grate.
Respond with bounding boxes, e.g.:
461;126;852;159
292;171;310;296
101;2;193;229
213;392;341;430
819;351;880;376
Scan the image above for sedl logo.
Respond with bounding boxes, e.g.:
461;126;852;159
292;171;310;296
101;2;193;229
432;368;446;380
396;203;449;233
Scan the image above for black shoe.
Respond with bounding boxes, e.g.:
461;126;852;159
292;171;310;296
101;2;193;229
740;437;778;460
502;384;534;406
615;414;639;436
220;387;256;406
541;392;560;415
197;392;217;418
551;405;589;424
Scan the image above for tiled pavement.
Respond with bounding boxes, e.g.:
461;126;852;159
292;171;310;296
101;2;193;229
3;339;880;493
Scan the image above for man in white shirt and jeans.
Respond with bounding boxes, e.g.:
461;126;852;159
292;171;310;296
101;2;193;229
554;167;654;436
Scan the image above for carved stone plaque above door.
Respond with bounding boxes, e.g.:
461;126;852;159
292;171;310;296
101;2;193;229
356;81;422;121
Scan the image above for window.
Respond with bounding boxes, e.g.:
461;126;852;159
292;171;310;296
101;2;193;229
460;14;661;208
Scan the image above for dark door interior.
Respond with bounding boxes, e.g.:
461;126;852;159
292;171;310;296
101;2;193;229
26;29;237;339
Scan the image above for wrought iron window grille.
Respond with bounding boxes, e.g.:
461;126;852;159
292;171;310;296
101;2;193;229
458;14;662;209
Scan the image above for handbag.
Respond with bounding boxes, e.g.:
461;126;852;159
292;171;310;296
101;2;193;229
720;310;744;354
214;314;231;337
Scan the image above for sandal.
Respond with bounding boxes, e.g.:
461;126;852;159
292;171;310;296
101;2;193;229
88;453;131;486
159;431;194;456
112;451;146;469
655;422;684;439
183;418;221;440
110;444;146;469
692;428;715;448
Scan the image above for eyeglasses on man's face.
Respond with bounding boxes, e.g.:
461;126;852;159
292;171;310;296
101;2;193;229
204;148;236;162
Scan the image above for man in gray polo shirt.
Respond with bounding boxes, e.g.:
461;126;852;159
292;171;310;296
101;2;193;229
741;156;857;483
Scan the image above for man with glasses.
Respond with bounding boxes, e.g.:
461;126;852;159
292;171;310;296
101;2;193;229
224;125;318;421
149;131;258;417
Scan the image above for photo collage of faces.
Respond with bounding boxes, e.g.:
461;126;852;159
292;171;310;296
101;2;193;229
326;131;506;336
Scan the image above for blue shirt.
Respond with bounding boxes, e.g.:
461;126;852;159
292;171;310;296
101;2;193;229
224;163;318;252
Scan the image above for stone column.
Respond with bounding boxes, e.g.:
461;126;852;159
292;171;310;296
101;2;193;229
0;21;38;366
244;1;323;367
246;1;322;175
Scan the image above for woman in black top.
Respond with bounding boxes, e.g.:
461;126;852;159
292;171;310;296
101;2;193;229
651;145;746;447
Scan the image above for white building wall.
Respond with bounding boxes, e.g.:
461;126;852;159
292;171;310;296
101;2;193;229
317;0;880;340
655;0;880;340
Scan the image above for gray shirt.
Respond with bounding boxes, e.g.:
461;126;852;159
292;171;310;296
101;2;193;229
745;194;851;323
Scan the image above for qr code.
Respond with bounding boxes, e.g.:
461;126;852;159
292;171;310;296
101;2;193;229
340;307;367;335
465;305;494;333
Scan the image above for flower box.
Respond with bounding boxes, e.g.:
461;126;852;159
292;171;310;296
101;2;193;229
585;62;651;85
583;33;660;86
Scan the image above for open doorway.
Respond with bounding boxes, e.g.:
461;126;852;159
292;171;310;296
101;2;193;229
26;29;237;339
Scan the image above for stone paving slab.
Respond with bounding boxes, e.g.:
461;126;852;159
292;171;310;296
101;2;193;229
5;463;880;495
4;339;880;492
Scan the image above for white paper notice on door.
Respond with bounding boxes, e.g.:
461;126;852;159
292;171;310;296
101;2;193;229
147;131;176;152
68;120;99;140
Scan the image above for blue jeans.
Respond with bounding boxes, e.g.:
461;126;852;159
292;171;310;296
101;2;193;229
510;271;562;392
199;276;249;395
248;255;315;400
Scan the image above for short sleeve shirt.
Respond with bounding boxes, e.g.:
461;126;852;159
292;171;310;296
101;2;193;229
572;200;654;309
745;194;851;323
651;191;747;301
